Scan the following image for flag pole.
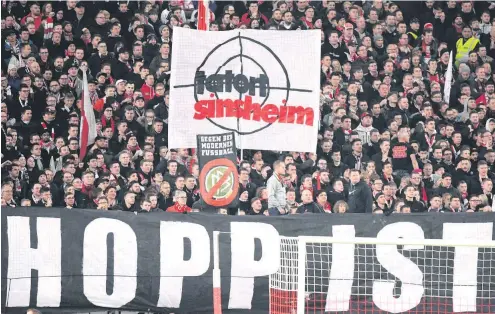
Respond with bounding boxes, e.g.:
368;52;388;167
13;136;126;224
240;139;243;162
197;0;209;31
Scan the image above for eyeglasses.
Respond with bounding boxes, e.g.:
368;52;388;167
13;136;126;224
177;196;187;199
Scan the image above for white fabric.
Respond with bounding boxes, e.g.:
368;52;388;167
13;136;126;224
80;70;97;150
444;51;453;103
169;28;321;152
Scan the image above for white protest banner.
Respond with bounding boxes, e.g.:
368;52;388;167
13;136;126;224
169;28;321;153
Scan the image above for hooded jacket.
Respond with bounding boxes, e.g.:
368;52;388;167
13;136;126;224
354;123;374;145
486;118;495;133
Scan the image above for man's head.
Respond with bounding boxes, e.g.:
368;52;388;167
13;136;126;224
482;178;493;193
239;168;250;182
251;197;262;213
352;139;363;154
273;160;286;176
462;26;473;39
124;191;136;206
349;169;361;185
185;175;196;189
301;189;313;204
140;198;151;211
174;190;187;206
429;195;442;209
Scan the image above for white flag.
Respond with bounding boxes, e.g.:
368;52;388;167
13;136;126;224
79;70;97;160
444;51;453;104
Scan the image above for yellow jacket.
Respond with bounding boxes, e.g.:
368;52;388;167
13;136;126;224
455;37;480;67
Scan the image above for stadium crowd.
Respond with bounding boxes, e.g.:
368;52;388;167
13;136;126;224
2;0;495;215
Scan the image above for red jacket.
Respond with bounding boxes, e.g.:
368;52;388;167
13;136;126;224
241;13;269;25
140;84;155;102
21;14;42;30
166;203;192;213
476;93;488;105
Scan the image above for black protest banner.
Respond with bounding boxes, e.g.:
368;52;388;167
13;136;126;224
2;208;494;314
196;132;239;207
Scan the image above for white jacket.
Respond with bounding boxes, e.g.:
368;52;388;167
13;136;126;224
354;124;374;145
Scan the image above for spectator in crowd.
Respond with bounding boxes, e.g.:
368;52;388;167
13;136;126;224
347;169;373;213
296;188;325;214
332;200;348;214
166;190;191;213
267;160;287;214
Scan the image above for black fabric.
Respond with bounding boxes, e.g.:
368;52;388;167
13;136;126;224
2;208;494;314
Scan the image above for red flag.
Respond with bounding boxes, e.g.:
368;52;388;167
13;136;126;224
197;0;209;31
79;70;97;161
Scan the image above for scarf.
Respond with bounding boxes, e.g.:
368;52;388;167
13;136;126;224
428;72;441;84
317;201;332;213
33;156;44;170
124;91;134;100
316;173;321;190
101;117;115;132
300;185;313;195
383;174;393;183
63;31;74;42
300;17;314;29
41;140;52;150
421;39;432;59
170;203;190;213
89;91;98;105
127;144;141;153
4;40;20;55
353;153;363;170
420;186;428;203
43;17;53;39
41;121;55;140
68;76;77;88
340;34;356;46
329;86;340;100
425;133;436;150
81;184;93;195
453;23;464;34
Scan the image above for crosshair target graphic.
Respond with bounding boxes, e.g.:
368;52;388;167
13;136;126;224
174;32;313;135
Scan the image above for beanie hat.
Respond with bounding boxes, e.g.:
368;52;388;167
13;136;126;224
459;64;471;74
373;35;384;42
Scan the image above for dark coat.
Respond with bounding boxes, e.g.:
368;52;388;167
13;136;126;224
347;180;373;213
296;202;325;214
